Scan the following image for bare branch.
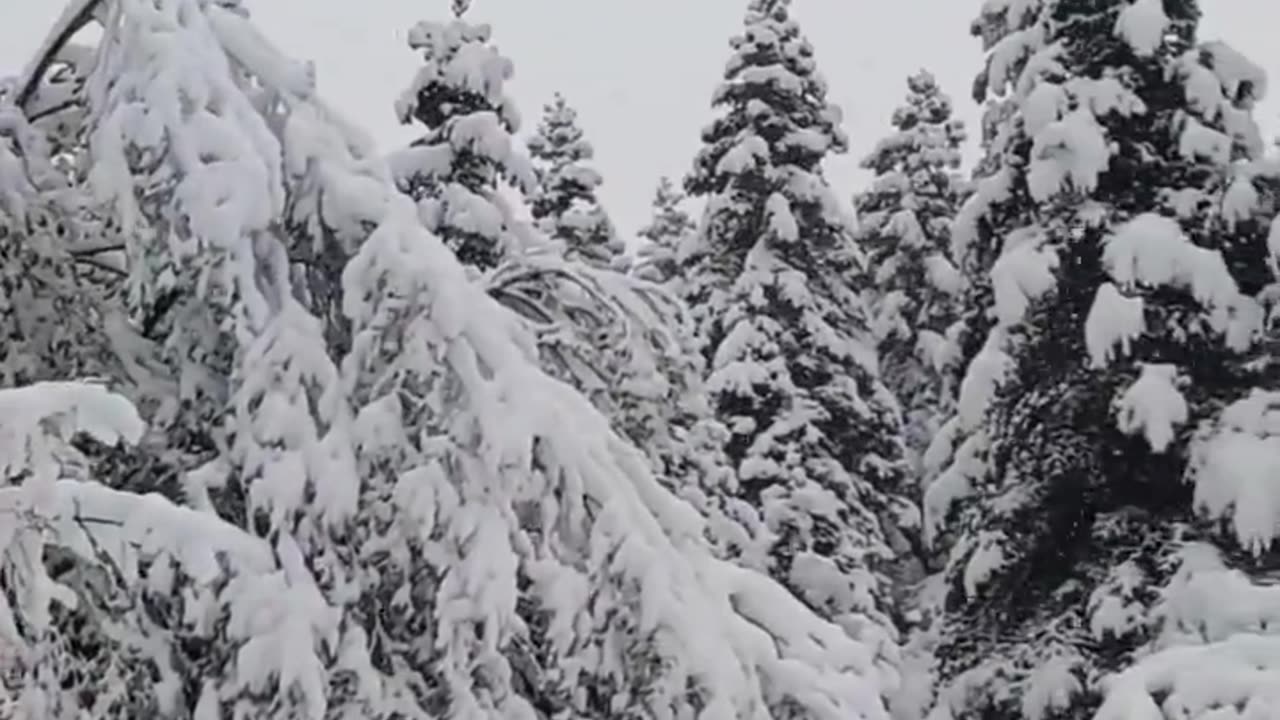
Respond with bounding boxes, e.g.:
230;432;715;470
68;242;124;257
16;0;104;110
73;256;127;276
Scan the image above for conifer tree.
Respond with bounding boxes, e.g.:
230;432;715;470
633;176;696;285
925;2;1280;718
392;7;536;270
854;70;968;469
680;0;916;675
526;93;624;270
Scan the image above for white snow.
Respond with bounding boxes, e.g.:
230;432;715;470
924;253;963;296
766;192;799;243
1179;117;1232;164
1088;561;1150;641
718;134;770;175
1114;364;1187;454
1021;655;1082;720
1269;216;1280;273
1222;175;1261;229
1027;108;1111;202
1023;81;1067;136
1187;391;1280;554
1114;0;1170;57
1085;282;1146;368
989;228;1059;326
962;531;1007;599
1201;40;1269;105
1103;213;1241;314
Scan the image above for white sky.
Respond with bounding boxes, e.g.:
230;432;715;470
3;1;1278;238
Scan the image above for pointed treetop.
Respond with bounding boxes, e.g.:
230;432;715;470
634;175;697;285
747;0;788;20
451;0;470;18
525;92;622;268
527;92;593;164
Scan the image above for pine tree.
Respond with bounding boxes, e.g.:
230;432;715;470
392;8;536;271
680;0;916;679
854;70;968;471
633;176;696;285
926;2;1280;718
526;93;624;270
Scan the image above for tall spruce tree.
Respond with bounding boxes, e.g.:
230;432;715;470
633;176;697;285
925;2;1280;718
855;70;968;471
526;93;624;270
680;0;916;679
392;7;536;270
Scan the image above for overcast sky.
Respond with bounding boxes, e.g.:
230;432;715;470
3;1;1278;238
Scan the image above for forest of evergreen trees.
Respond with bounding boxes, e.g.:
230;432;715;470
0;0;1278;718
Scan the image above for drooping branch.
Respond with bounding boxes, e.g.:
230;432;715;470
15;0;104;110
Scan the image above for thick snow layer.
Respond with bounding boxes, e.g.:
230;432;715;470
1187;391;1280;554
984;24;1046;98
1114;0;1170;57
1085;282;1145;368
1094;631;1280;720
956;334;1013;431
1103;213;1240;313
1072;76;1147;118
718;134;770;175
1222;175;1261;229
1021;655;1082;720
1179;117;1232;164
1023;82;1067;137
1115;364;1187;454
1201;40;1269;104
766;192;799;242
922;431;987;547
924;253;963;296
962;530;1007;599
1027;108;1111;201
1179;56;1227;123
990;228;1059;326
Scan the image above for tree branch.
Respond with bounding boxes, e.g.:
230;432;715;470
74;256;127;276
16;0;104;111
68;242;124;257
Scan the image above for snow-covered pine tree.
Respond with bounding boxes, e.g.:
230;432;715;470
392;7;536;271
680;0;918;678
851;70;969;720
78;4;367;716
526;93;625;270
633;176;697;286
925;2;1280;718
854;70;968;471
4;14;330;717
